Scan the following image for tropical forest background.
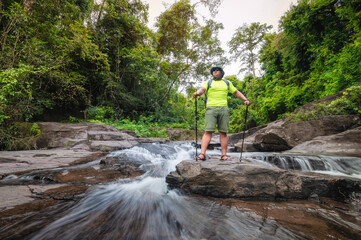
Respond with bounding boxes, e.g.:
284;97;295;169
1;0;360;150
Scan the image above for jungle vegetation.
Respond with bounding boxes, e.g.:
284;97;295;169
1;0;360;149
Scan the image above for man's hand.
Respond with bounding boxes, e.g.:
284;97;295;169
244;100;251;106
193;87;205;99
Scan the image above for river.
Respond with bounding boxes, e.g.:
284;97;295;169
13;142;360;239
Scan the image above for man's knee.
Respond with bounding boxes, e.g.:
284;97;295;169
219;131;227;136
204;131;214;137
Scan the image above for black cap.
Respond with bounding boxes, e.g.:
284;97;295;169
210;66;224;75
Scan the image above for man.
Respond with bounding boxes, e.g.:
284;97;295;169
193;66;251;161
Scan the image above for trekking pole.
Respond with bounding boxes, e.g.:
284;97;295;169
195;98;198;159
240;105;249;162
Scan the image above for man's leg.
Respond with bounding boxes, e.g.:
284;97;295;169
201;106;216;159
201;131;213;155
219;131;228;156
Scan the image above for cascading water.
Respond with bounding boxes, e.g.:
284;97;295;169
245;153;361;179
28;142;361;240
29;143;302;240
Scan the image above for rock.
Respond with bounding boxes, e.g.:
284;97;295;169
90;140;139;152
0;150;104;175
137;137;170;144
0;184;89;239
254;131;290;151
166;128;202;141
235;115;360;153
36;122;141;151
166;159;361;201
0;186;33;210
287;126;361;157
0;154;145;222
228;124;267;145
36;122;89;150
234;134;259;152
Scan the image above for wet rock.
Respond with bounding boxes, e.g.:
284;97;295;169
31;184;90;201
100;155;143;167
90;140;139;152
166;159;361;201
0;190;82;239
0;186;33;210
229;198;361;240
51;166;143;184
0;150;105;175
1;162;144;186
0;154;146;239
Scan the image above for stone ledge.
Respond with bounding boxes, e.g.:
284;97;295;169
166;159;361;202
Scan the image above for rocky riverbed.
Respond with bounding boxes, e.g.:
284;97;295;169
0;120;360;239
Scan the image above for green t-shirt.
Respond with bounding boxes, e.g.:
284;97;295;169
202;79;237;106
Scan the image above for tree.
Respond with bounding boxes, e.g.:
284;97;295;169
228;22;272;82
89;0;164;116
155;0;227;107
0;0;109;124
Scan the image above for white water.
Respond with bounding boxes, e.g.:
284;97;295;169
30;142;361;239
244;152;361;180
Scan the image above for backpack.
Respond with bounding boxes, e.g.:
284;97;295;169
204;79;229;107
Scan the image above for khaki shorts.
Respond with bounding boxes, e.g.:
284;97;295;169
204;106;230;133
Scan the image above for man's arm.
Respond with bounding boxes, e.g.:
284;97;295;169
193;87;206;98
233;90;251;106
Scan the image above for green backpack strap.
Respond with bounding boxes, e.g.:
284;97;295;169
204;80;229;107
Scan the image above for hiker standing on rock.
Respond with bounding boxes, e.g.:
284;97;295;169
193;66;251;161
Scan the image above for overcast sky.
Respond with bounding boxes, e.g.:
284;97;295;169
144;0;296;79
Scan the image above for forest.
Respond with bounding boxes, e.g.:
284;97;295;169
0;0;360;150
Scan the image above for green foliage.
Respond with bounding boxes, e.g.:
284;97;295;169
0;63;52;124
229;106;263;133
156;0;195;56
228;22;272;79
254;0;361;122
90;118;168;138
30;123;41;137
283;85;361;123
0;122;42;150
339;85;361;116
87;106;116;121
155;0;227;104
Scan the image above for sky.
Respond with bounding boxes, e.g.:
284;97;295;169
144;0;297;79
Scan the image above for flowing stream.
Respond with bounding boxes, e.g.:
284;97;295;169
29;142;361;240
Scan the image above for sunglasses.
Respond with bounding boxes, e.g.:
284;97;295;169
213;68;221;72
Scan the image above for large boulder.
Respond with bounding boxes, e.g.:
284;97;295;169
228;125;267;146
166;159;361;201
36;122;151;151
287;126;361;157
235;115;360;152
